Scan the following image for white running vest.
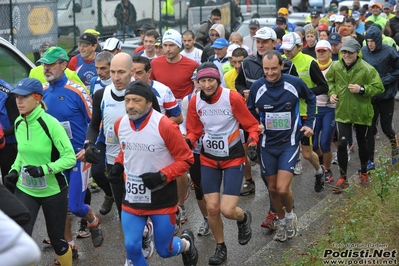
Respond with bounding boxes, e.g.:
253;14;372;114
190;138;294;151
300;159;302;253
101;84;126;164
117;112;174;175
195;88;240;158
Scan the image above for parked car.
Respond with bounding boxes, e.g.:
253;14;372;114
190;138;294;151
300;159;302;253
0;37;34;87
236;14;308;37
309;0;383;12
238;0;278;20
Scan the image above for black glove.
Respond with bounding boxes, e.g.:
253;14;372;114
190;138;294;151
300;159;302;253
24;165;44;178
140;172;163;190
247;145;258;162
84;142;100;164
108;163;124;185
4;170;18;191
185;138;193;150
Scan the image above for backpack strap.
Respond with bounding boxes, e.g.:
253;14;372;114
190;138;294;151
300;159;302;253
37;117;60;163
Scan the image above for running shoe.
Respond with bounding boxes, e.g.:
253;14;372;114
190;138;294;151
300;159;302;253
332;176;349;194
359;172;368;186
294;159;302;175
124;259;133;266
237;210;252;245
88;213;104;247
99;195;114;215
181;229;198;266
286;214;298;239
142;221;154;259
42;237;51;247
208;244;227;265
197;218;210;236
174;206;182;235
347;146;351;162
332;152;338;165
324;169;334;184
357;161;375;173
349;143;355;152
240;180;255;196
180;206;188;224
261;211;278;230
314;165;325;192
273;221;287;242
185;175;191;200
76;219;91;238
367;161;375;173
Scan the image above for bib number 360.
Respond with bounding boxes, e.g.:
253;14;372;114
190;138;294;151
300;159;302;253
203;132;229;157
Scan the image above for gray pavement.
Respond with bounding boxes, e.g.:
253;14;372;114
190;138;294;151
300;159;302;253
31;103;399;266
33;159;359;266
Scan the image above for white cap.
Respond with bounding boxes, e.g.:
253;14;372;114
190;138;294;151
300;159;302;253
280;32;302;51
103;37;121;51
315;40;332;51
253;27;277;41
394;4;399;12
380;12;388;19
329;14;337;22
163;29;182;48
226;44;241;57
334;15;345;23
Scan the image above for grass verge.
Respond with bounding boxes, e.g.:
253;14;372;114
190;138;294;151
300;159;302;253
283;156;399;266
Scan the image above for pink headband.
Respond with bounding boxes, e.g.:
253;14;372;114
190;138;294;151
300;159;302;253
196;68;220;80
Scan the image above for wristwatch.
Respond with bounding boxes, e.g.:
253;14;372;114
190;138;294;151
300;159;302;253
47;164;53;175
359;86;365;95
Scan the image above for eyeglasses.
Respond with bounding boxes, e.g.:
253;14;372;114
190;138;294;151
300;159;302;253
210;34;220;37
78;43;92;47
42;60;64;67
341;50;355;55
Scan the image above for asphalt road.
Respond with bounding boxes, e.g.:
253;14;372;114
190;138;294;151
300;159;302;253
31;102;399;266
32;153;360;266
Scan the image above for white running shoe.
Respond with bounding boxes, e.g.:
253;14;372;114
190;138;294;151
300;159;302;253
142;221;154;259
294;159;302;175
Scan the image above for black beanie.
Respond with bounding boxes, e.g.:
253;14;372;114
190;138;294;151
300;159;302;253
125;80;153;102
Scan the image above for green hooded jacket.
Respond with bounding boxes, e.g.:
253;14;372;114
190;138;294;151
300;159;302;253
326;58;384;126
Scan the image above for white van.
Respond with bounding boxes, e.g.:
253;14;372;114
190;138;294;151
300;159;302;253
57;0;120;36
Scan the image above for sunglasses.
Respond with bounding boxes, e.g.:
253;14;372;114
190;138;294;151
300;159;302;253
210;34;220;37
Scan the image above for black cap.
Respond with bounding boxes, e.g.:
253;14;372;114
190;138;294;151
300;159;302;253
139;23;156;33
78;33;97;44
154;37;162;47
276;17;287;24
249;19;260;28
125;81;153;102
310;10;320;17
274;27;285;40
330;0;339;6
211;8;221;17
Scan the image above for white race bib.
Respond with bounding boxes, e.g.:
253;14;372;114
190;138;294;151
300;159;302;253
60;121;73;139
21;166;47;189
203;132;229;157
265;112;291;130
106;126;119;144
125;173;151;204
